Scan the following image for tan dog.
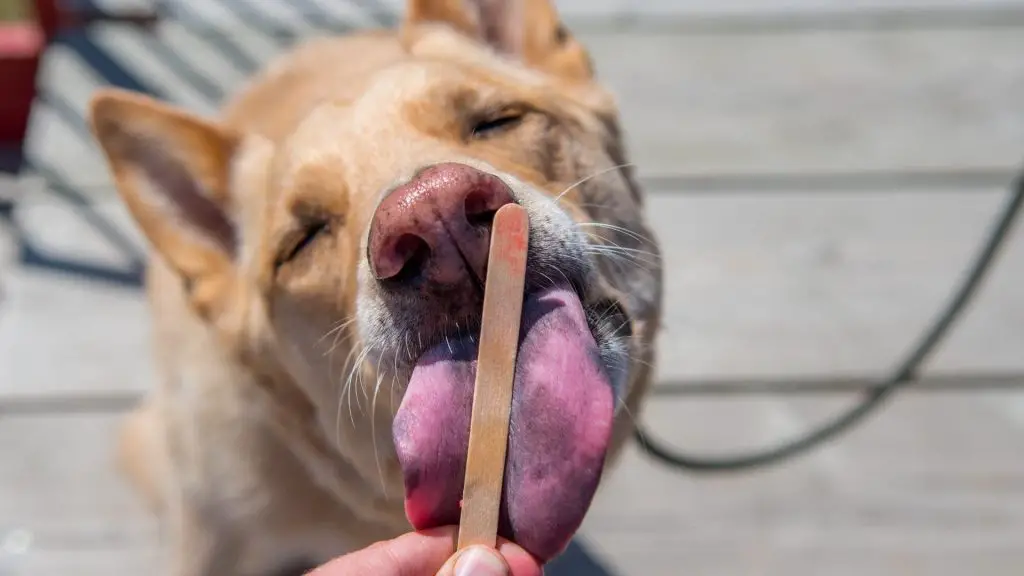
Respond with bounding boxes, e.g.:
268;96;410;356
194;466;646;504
88;0;663;574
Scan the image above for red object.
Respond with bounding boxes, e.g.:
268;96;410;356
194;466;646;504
0;1;158;173
0;21;43;149
31;0;59;40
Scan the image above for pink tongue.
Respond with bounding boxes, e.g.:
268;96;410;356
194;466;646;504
392;287;614;562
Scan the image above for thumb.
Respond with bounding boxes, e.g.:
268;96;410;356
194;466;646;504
436;546;510;576
436;543;543;576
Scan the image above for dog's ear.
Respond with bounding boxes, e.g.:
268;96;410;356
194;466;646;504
89;89;243;316
404;0;594;81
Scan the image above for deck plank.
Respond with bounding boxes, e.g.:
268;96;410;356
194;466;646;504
580;390;1024;575
649;187;1024;381
0;413;156;548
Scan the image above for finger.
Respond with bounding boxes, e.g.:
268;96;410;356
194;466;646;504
496;540;544;576
435;546;508;576
310;527;457;576
435;543;543;576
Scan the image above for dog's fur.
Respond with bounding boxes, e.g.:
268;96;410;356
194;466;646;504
88;1;663;574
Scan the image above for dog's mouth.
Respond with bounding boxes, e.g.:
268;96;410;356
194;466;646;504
391;283;626;562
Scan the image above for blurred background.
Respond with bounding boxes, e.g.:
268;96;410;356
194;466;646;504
2;0;1024;574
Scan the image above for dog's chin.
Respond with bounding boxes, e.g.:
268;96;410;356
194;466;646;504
390;284;628;562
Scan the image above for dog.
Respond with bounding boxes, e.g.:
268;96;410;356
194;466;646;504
87;0;663;574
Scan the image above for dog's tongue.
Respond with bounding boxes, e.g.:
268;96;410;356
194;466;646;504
392;286;614;562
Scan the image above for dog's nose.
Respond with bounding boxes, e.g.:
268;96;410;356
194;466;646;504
368;163;515;285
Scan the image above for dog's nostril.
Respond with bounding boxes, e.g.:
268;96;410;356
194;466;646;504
464;187;511;227
465;188;496;226
467;209;498;227
388;234;432;284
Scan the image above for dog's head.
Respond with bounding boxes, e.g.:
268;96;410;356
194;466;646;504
89;0;662;561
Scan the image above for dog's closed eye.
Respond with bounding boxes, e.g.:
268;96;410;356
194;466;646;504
276;219;330;267
471;110;526;138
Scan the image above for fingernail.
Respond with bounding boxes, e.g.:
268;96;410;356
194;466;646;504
455;547;508;576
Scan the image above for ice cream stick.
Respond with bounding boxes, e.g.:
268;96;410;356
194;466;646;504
457;203;529;551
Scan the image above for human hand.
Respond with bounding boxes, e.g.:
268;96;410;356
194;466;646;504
308;526;544;576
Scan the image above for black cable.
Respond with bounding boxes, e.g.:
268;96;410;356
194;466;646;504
633;162;1024;473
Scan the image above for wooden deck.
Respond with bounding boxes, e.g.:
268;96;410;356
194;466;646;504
2;1;1024;574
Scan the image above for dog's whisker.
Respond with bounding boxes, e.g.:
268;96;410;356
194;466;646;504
584;245;661;269
327;322;360;355
562;232;660;279
616;340;654;369
552;163;634;203
358;361;371;415
318;316;357;347
389;371;398;419
537;269;558;291
348;358;363;418
591;245;661;260
370;373;388;500
352;344;372;422
390;371;400;419
357;346;376;415
579;235;661;261
612;316;633;340
615;395;638;428
324;320;359;413
583;247;651;274
390;343;400;411
577;221;656;246
326;341;340;398
573;201;637;213
335;341;365;446
355;348;374;420
628;356;653;370
342;347;371;430
541;261;575;291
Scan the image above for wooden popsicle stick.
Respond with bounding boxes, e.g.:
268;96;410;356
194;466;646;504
457;203;530;552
